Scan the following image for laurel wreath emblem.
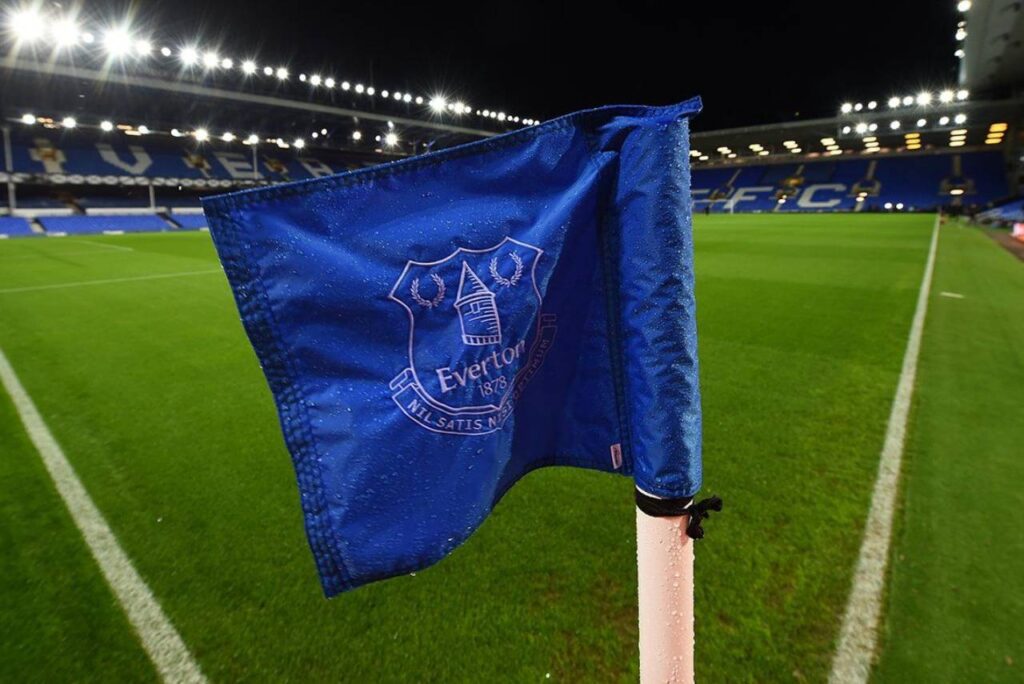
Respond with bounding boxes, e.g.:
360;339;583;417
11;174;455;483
489;252;524;288
410;273;446;308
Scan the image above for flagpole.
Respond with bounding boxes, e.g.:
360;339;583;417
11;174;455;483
637;502;695;684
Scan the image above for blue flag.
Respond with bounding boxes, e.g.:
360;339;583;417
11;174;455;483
202;99;703;596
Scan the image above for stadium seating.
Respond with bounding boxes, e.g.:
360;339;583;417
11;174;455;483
0;216;34;237
977;198;1024;223
692;151;1008;212
171;214;209;230
37;214;169;235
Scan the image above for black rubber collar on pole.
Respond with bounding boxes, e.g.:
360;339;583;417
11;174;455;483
635;489;723;540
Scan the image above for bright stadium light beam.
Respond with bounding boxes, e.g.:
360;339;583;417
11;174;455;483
276;67;288;80
916;91;932;106
20;113;36;124
244;133;259;145
841;102;853;113
293;137;305;149
888;96;901;108
180;46;199;66
51;18;81;47
194;128;209;142
220;57;233;69
221;132;235;142
135;39;152;56
429;96;447;113
8;8;45;42
956;89;969;100
242;59;257;75
104;26;133;57
384;132;399;146
202;51;219;68
352;130;362;141
61;116;76;129
263;65;273;76
100;120;114;131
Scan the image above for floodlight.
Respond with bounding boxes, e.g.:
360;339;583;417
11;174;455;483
310;74;322;86
888;97;900;108
352;130;362;141
202;51;218;68
841;103;853;113
244;134;259;145
242;60;256;74
9;9;44;42
902;96;913;106
51;19;80;47
324;77;335;88
276;67;288;79
20;113;35;124
956;89;968;100
180;46;199;65
61;116;76;129
262;66;273;76
135;39;152;56
429;96;447;112
293;138;305;149
100;120;114;131
954;113;966;124
221;58;233;69
916;92;931;106
137;125;149;134
160;46;172;56
385;132;398;146
342;81;351;90
104;28;133;56
194;128;209;142
890;120;901;130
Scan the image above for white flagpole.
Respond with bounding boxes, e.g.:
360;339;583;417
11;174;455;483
637;503;695;684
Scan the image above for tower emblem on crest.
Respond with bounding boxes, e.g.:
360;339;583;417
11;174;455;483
455;262;502;346
388;237;558;436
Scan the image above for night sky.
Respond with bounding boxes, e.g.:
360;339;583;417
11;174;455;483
142;0;960;131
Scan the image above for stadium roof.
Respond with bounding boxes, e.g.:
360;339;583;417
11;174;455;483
958;0;1024;92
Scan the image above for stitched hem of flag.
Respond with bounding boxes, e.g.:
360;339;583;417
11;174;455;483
201;98;702;212
203;202;354;596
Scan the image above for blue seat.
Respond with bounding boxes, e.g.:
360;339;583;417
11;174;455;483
39;214;168;235
0;216;34;237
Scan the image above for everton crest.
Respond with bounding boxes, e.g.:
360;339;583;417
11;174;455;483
388;237;557;435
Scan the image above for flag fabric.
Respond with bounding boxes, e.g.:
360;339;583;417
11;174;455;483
202;98;703;596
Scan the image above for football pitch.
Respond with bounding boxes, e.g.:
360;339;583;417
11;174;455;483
1;214;1020;682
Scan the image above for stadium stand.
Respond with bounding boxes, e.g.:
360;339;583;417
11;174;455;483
0;216;34;237
37;214;169;235
977;198;1024;224
692;151;1008;212
171;214;209;230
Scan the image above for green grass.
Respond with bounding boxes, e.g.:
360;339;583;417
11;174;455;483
874;222;1024;682
0;214;946;681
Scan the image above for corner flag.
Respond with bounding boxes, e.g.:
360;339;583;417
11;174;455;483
203;98;704;597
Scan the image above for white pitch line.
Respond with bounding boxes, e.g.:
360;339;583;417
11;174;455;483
0;269;221;294
829;215;941;683
0;346;206;683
